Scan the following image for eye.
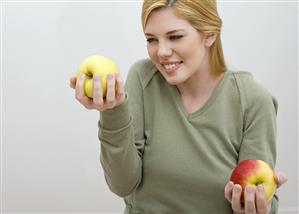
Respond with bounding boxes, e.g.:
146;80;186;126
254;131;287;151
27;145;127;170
146;38;157;43
169;35;183;41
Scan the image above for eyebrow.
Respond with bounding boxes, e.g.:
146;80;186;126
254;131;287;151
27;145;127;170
145;29;185;37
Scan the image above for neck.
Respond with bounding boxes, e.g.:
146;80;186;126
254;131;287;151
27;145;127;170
176;68;223;99
175;67;225;114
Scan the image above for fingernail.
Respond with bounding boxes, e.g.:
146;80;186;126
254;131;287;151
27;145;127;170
81;74;85;79
235;184;241;192
246;186;254;193
108;74;114;79
94;75;99;81
257;185;264;193
279;174;286;183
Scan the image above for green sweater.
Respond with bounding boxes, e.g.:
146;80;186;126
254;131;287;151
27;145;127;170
98;59;278;214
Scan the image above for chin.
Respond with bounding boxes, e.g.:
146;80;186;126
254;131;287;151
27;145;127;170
166;79;179;85
167;77;189;87
159;72;180;85
157;70;184;86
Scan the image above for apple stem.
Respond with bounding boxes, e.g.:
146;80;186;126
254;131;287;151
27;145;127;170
255;181;263;185
86;72;93;78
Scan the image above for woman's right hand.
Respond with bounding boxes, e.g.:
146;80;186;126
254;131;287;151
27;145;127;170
69;73;125;112
224;171;287;214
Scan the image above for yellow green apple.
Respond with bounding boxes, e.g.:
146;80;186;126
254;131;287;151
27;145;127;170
76;55;119;98
230;159;277;201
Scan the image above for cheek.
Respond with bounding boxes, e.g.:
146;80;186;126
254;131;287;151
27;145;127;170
147;45;157;61
186;40;202;55
183;45;206;65
172;41;196;60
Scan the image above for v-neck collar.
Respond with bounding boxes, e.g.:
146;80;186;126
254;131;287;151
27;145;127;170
167;71;230;120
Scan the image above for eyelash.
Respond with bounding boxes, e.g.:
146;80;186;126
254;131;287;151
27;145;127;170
146;38;156;43
169;35;183;40
146;35;183;43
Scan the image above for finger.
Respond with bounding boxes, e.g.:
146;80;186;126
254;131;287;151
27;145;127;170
75;74;86;100
274;172;288;188
92;75;104;107
80;96;94;109
224;181;234;202
75;75;94;109
115;73;125;99
70;76;77;89
231;184;244;212
256;185;269;214
105;74;116;108
244;186;256;214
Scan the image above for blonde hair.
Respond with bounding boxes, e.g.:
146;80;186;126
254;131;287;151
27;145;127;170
141;0;227;73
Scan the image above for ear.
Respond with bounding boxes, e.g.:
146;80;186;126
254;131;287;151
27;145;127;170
204;33;217;47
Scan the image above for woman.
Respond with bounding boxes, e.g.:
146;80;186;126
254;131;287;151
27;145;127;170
70;0;287;213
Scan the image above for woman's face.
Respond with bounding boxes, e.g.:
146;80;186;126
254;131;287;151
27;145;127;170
144;8;212;85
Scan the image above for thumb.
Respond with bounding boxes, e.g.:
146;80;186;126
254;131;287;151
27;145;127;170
274;172;288;188
70;76;77;89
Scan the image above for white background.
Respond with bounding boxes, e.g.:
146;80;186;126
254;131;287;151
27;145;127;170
2;1;298;213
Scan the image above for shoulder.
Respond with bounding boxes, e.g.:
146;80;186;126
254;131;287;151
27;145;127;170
126;58;158;89
229;71;278;113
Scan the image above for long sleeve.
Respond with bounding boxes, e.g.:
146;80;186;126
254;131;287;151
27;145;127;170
234;72;278;213
98;62;146;197
97;61;280;213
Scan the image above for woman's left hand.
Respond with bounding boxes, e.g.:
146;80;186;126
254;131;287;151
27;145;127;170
224;172;287;214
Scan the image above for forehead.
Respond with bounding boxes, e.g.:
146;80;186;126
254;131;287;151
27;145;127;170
144;8;194;35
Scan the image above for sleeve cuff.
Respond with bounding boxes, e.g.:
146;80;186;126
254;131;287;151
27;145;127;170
99;94;130;130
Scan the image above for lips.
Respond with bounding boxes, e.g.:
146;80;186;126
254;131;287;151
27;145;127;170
161;61;182;73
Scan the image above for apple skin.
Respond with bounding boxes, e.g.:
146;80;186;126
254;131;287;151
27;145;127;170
77;55;119;98
230;159;277;201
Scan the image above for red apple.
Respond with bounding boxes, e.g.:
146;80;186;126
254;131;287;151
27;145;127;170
230;159;277;201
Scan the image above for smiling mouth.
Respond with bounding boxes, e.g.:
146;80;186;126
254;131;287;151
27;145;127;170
162;61;183;73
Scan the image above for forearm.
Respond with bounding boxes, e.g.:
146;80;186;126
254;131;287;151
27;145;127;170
98;99;142;197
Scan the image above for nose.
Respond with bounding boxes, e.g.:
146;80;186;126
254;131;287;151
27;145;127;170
157;41;172;58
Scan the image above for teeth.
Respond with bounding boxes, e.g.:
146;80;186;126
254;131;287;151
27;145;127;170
163;62;180;70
